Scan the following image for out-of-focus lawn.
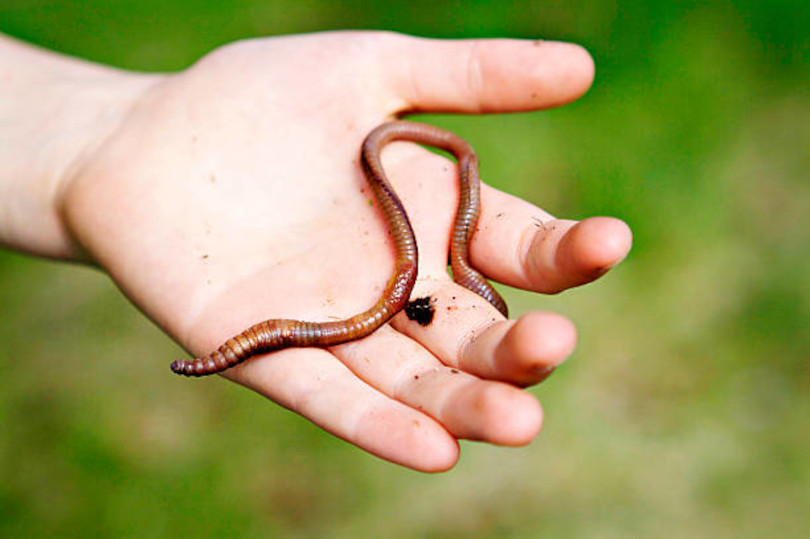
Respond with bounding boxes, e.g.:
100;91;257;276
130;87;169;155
1;1;807;537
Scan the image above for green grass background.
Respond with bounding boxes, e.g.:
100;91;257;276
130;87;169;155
1;1;808;537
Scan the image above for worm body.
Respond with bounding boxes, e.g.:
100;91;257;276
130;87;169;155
171;121;507;377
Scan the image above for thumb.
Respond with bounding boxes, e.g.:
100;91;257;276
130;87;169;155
383;35;596;114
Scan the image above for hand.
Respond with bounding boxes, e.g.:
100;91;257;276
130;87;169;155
59;32;632;471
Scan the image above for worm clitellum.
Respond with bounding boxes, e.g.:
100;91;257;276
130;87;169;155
171;121;508;377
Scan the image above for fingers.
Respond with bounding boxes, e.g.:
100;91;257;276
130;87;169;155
474;187;633;293
391;282;577;386
222;347;460;473
333;325;543;445
221;337;544;472
385;35;595;114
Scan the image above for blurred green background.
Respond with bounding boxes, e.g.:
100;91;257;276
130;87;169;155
1;0;808;537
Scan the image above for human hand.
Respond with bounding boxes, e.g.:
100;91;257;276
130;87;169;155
59;32;632;471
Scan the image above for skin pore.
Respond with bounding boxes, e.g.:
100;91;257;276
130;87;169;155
0;31;632;472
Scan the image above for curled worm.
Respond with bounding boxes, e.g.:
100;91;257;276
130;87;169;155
171;121;507;377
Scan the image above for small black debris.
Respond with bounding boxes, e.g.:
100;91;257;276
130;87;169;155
405;296;436;326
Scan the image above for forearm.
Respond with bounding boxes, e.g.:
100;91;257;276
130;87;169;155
0;34;159;260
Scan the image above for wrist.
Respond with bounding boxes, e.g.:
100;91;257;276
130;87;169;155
0;34;162;260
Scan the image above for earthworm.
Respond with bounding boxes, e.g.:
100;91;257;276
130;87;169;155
171;121;507;377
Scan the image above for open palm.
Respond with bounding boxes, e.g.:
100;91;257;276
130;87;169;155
62;32;632;471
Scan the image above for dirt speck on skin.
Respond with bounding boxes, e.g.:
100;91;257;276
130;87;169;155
405;296;436;326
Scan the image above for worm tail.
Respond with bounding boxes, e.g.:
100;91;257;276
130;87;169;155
171;320;289;377
450;151;509;317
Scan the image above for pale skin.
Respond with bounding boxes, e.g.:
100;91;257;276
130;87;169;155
0;31;632;472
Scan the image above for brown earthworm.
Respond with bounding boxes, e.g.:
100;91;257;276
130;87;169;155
171;121;507;377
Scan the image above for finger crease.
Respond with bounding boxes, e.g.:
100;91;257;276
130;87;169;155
517;220;543;284
457;318;500;373
464;42;486;114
